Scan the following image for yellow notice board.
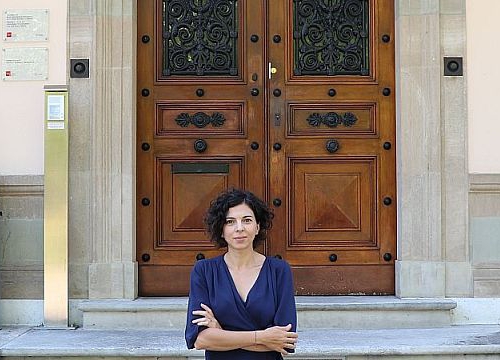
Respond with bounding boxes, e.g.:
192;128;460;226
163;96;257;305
43;87;68;327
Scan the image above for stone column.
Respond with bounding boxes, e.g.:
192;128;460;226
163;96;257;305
396;0;470;297
87;0;137;299
396;0;445;297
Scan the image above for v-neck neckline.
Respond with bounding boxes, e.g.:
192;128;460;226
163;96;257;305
221;255;268;305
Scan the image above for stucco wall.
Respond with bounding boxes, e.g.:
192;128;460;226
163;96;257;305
0;0;67;175
467;0;500;173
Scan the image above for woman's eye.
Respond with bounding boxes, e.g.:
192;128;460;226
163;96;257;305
243;218;253;223
225;219;234;225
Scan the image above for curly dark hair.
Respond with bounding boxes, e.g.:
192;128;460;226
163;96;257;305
204;188;274;249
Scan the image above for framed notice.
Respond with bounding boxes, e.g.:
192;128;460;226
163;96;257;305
3;10;49;41
2;47;49;81
47;94;65;121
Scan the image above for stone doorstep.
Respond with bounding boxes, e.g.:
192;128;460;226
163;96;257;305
79;296;458;330
1;325;500;359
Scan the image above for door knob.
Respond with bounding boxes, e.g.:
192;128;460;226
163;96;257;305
194;139;207;153
326;139;340;153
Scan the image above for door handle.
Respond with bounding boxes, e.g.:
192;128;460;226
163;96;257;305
268;62;277;79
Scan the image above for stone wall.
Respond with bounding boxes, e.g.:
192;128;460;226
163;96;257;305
469;174;500;296
0;176;44;299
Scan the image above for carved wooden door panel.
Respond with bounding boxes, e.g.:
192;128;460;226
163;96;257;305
137;0;266;295
137;0;396;296
267;0;396;294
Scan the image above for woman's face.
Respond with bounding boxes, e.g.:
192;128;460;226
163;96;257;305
222;202;260;251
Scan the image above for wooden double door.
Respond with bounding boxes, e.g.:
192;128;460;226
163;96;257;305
137;0;396;296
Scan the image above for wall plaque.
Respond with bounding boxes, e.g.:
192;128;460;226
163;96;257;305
3;9;49;41
2;47;49;81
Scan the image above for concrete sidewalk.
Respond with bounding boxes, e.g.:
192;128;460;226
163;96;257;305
1;325;500;358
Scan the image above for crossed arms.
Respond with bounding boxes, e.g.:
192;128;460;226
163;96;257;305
192;303;298;355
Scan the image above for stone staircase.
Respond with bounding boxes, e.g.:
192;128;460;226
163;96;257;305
2;324;500;359
78;296;458;330
2;297;500;359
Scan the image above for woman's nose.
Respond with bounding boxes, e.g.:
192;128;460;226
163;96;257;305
235;221;244;231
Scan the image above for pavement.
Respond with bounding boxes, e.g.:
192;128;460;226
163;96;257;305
1;325;500;358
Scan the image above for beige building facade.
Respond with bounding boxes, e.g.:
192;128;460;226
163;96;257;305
1;0;500;326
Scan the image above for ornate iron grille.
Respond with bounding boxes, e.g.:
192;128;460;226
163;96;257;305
162;0;238;76
293;0;370;76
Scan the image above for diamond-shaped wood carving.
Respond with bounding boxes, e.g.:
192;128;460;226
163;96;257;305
305;174;360;230
290;158;376;247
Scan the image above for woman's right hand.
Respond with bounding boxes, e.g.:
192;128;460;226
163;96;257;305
191;303;222;329
256;324;298;355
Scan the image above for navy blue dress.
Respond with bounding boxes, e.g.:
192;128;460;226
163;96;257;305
185;255;297;359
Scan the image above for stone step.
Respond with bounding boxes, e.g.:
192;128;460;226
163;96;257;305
2;325;500;359
78;296;457;330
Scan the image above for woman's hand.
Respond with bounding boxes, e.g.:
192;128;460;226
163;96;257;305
256;324;298;355
191;303;222;329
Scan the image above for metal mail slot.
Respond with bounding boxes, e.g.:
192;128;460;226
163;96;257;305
172;163;229;174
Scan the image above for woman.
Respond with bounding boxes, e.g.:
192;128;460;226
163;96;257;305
185;188;298;359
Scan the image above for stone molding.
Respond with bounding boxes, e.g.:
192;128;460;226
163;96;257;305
0;176;44;197
469;174;500;193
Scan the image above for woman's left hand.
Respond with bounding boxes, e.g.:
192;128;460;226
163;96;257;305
192;303;222;329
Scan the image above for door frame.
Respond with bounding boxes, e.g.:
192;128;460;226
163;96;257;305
78;0;469;299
